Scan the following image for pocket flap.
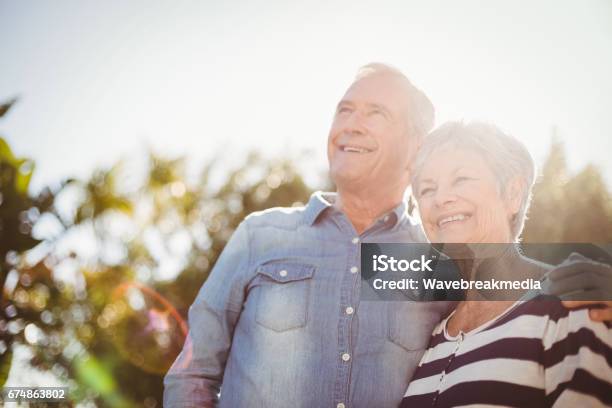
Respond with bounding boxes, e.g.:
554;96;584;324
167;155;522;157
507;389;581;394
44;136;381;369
256;262;316;283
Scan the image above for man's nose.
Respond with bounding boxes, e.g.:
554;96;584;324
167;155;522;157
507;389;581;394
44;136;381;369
342;110;367;135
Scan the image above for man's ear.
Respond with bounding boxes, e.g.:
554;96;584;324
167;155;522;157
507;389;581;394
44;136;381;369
405;132;423;172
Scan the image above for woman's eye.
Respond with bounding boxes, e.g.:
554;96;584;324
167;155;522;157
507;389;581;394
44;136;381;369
419;187;434;196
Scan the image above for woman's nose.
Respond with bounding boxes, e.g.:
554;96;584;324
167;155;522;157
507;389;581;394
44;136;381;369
434;188;458;207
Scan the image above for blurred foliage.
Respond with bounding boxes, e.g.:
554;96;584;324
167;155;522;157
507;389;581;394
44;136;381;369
521;138;612;263
0;100;611;407
0;99;39;276
1;98;55;387
523;138;612;243
0;98;314;405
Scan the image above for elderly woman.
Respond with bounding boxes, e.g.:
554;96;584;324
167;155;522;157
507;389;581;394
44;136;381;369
401;122;611;407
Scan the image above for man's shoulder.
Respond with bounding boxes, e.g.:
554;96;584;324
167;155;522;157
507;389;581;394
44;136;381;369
243;205;309;231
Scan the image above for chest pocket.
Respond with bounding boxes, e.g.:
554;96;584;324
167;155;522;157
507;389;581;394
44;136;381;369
254;262;316;332
388;303;440;351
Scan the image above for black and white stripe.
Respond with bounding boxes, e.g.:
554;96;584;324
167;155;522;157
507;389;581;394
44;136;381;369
401;297;612;407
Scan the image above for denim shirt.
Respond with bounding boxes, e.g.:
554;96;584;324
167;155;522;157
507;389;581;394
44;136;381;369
164;192;452;408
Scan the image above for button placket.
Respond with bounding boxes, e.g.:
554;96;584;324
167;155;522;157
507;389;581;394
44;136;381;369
332;232;359;407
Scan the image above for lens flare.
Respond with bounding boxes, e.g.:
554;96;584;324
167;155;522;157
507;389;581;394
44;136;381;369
106;282;189;374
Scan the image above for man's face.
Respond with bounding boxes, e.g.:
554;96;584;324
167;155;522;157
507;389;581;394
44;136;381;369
327;74;416;193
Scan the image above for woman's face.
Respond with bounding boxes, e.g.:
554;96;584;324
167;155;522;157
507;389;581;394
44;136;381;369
415;146;518;244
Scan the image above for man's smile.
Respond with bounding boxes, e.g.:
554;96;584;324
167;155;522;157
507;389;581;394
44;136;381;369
337;144;375;154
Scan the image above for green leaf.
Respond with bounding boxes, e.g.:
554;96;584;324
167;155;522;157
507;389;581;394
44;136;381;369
0;348;12;387
74;354;132;408
0;98;17;119
15;160;34;195
0;138;34;194
0;137;17;164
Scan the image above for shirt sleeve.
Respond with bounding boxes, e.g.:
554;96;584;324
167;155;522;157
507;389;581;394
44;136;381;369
163;220;251;408
543;308;612;407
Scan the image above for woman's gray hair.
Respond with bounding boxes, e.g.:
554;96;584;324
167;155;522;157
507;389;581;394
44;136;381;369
411;121;536;241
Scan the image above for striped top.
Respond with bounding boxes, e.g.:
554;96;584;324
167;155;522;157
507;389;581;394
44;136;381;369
401;297;612;407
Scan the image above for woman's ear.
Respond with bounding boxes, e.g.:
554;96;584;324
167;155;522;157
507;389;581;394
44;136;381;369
505;176;524;218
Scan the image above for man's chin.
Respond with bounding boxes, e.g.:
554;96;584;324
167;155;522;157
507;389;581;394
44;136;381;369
330;168;371;188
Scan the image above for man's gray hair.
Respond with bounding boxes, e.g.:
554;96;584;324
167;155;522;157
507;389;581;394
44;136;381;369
411;121;536;241
355;63;435;139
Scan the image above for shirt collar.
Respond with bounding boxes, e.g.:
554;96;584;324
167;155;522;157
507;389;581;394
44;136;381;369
389;199;409;227
304;191;335;226
304;191;411;228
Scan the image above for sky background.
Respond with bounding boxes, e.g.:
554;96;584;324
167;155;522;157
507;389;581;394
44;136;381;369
1;0;612;192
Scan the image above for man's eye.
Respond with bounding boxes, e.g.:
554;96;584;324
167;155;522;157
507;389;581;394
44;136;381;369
455;176;473;184
337;107;352;114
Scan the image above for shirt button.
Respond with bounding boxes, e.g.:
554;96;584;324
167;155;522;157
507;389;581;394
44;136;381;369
279;270;288;277
337;404;346;408
341;353;351;362
350;266;358;274
345;306;354;315
351;237;359;244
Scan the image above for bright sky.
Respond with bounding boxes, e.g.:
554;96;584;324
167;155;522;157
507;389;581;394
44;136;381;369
1;0;611;193
1;0;611;390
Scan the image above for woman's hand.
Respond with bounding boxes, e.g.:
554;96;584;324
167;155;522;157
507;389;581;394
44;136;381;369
561;301;612;322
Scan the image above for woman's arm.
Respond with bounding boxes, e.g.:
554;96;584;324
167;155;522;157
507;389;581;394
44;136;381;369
543;307;612;407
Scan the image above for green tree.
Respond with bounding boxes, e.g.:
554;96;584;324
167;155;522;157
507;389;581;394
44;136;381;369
4;142;314;406
522;137;568;242
562;164;612;242
523;138;612;243
0;98;59;386
522;138;612;264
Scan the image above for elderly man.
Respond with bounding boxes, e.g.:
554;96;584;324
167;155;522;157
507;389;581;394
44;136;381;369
164;64;611;408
